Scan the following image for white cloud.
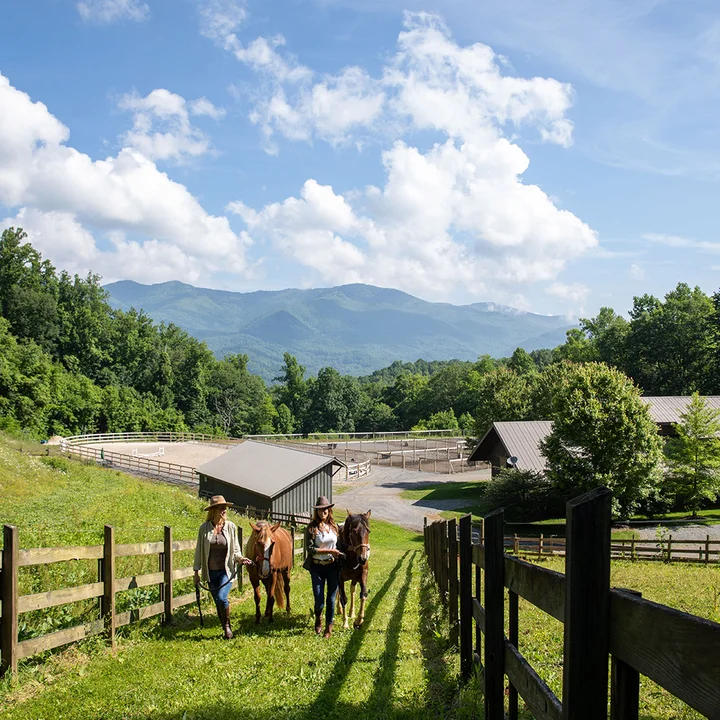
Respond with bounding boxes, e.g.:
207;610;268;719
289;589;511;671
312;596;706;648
118;89;225;162
628;263;645;280
546;282;589;303
642;233;720;254
77;0;149;24
209;11;574;151
224;14;595;299
0;73;250;285
199;0;246;42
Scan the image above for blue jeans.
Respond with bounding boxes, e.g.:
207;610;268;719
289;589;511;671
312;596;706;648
208;569;231;614
310;562;339;625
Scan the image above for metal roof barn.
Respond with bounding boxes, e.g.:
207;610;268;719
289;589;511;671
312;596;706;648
469;396;720;471
196;440;345;521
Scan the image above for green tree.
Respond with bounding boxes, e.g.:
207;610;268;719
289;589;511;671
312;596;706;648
539;362;663;517
624;284;716;394
507;347;536;376
470;367;531;437
275;403;295;434
307;368;360;432
664;393;720;515
273;353;309;430
413;408;459;432
381;372;429;429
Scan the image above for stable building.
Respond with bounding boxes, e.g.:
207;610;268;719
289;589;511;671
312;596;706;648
196;440;345;521
469;396;720;474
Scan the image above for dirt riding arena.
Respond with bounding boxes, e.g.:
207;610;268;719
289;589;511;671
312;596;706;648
82;441;230;467
270;436;476;474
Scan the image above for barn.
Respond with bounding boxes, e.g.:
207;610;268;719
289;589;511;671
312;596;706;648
469;396;720;474
196;440;345;521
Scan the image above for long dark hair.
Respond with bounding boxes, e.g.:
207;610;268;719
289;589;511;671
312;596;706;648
309;506;338;536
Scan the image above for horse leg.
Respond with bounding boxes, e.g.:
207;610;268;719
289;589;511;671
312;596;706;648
283;569;291;615
264;576;276;622
251;576;263;625
348;581;357;621
338;581;349;629
354;574;368;629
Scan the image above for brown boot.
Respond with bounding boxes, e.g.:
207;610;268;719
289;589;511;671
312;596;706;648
314;613;322;635
323;622;333;638
223;606;233;640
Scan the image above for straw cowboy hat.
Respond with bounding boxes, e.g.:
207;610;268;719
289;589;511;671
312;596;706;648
203;495;234;511
314;495;334;509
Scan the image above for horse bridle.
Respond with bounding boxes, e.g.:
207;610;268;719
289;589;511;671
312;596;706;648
255;538;274;579
345;526;371;569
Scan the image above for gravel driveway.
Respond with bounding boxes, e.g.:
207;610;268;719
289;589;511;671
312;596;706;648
336;465;490;532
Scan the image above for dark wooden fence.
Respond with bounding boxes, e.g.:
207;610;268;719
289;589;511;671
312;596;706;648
424;488;720;720
0;522;306;677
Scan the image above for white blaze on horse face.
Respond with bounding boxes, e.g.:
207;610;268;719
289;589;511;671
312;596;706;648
261;539;271;578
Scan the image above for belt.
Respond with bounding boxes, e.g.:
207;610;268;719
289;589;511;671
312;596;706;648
312;558;334;565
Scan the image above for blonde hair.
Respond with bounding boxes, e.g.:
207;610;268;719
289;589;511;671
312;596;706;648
206;506;226;528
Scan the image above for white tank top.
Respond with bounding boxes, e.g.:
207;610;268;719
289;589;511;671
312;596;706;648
313;527;338;562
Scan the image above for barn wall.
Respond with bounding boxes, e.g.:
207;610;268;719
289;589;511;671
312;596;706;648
273;465;334;518
199;474;271;512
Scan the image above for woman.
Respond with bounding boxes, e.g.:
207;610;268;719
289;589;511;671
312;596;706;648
305;496;344;638
193;495;252;639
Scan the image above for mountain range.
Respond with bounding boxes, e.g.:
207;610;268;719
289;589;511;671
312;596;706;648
105;281;574;381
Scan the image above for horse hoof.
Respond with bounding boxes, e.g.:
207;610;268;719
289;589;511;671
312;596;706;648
353;620;364;629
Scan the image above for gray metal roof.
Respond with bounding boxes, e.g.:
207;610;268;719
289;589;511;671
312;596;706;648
470;421;553;472
641;396;720;424
196;440;344;498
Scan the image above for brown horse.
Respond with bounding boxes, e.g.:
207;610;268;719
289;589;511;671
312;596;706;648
337;510;371;629
245;521;293;624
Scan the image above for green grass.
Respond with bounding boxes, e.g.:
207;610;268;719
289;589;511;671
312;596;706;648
505;557;720;720
0;436;467;719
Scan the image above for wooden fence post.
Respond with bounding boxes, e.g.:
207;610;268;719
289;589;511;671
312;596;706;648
290;526;295;570
1;525;19;678
448;518;459;647
484;508;505;720
163;526;173;624
562;487;611;720
459;514;472;681
508;589;519;720
441;520;448;599
237;527;243;591
610;588;641;720
101;524;116;649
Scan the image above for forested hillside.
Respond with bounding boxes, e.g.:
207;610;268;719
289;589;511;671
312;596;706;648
105;279;574;380
3;226;720;445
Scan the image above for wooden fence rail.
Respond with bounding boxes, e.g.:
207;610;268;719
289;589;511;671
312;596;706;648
424;488;720;720
501;534;720;564
0;522;306;677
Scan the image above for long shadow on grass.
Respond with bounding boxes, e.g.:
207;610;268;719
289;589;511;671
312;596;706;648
360;551;416;716
417;556;472;718
300;550;411;715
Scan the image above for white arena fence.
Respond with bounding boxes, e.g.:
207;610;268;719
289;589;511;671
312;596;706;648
62;431;243;448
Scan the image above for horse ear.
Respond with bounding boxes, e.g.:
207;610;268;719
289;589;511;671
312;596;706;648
270;521;281;532
346;509;351;517
250;522;260;532
365;510;371;519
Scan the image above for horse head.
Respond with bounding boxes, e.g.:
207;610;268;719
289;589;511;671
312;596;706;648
250;520;281;579
344;510;371;565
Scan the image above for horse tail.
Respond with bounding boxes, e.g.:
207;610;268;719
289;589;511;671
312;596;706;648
274;573;286;610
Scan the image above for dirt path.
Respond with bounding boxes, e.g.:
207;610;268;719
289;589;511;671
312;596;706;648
336;465;490;532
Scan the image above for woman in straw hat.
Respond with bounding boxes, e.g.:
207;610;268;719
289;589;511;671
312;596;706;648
193;495;252;639
304;496;344;637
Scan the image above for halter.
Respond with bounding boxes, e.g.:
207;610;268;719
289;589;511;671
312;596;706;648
254;537;273;579
345;522;371;569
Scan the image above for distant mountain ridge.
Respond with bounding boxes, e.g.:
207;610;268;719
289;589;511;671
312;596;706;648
105;280;574;381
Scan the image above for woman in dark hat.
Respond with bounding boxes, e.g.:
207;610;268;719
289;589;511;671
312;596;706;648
193;495;252;639
305;495;344;637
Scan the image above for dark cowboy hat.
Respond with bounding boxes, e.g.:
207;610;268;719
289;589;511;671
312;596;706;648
313;495;334;509
203;494;234;511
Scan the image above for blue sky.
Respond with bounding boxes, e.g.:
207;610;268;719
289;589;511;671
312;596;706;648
1;0;720;319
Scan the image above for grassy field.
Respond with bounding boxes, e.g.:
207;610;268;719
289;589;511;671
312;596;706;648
2;437;719;719
0;436;465;719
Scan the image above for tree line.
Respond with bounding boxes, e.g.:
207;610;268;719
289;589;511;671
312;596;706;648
2;226;720;518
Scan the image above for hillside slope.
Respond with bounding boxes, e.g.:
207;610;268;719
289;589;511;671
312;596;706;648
106;281;573;380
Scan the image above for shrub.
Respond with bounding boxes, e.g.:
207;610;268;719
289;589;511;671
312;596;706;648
480;468;564;522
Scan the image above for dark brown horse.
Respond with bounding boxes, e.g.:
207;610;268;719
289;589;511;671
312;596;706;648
245;521;293;624
337;510;371;629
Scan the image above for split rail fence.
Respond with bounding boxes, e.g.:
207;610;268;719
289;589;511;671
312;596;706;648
496;533;720;564
425;488;720;720
0;522;306;677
